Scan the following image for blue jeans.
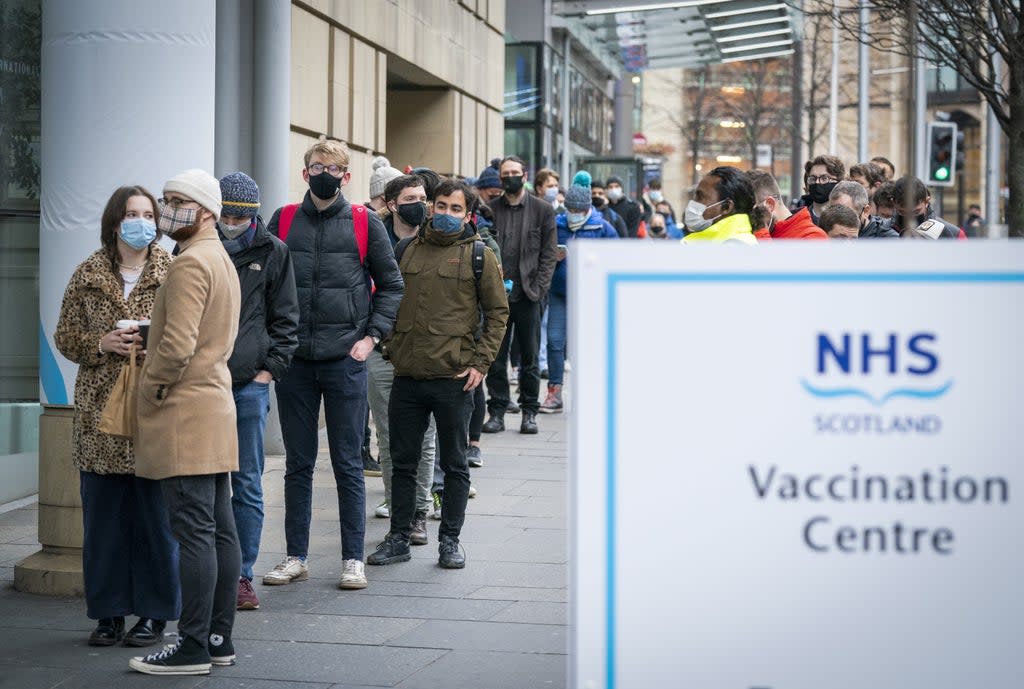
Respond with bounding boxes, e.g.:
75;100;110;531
546;292;567;386
230;380;270;581
539;305;549;371
276;356;368;561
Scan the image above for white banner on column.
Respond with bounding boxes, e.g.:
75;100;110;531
570;242;1023;689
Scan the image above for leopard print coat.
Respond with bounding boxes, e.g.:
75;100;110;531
54;246;172;474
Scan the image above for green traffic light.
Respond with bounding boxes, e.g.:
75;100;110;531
934;166;950;181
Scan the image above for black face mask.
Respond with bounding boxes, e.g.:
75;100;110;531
592;196;606;208
808;182;837;205
501;175;524;195
396;201;427;228
309;171;342;199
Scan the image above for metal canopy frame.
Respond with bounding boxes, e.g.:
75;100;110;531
552;0;798;71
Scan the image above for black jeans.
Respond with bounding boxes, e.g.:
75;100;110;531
486;297;542;414
161;473;239;646
389;376;473;541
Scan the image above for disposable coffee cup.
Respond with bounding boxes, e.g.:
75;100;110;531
116;319;139;330
138;320;151;349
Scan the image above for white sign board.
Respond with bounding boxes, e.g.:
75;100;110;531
570;242;1023;689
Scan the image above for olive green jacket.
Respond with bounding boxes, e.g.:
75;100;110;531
384;223;509;379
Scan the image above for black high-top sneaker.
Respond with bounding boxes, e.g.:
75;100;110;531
208;632;236;666
128;634;211;675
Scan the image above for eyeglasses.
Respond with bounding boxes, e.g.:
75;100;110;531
159;197;199;208
806;175;838;184
308;163;347;176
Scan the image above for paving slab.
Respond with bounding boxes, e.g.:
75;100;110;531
465;585;568;603
487;601;568;626
392;650;566;689
310;593;512;622
387;619;567;654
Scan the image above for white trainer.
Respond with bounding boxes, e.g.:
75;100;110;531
262;556;309;585
374;500;390;518
339;558;367;589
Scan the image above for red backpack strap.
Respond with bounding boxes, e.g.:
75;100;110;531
277;203;300;241
353;205;368;264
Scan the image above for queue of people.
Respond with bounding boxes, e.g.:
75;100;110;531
55;141;969;676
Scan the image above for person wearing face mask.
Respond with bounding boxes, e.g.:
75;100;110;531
368;178;508;570
745;169;826;241
534;167;561;208
828;180;899;239
216;172;298;613
605;175;643;237
54;185;178;651
130;169;241;675
366;173;441;541
890;175;964;239
682;166;758;245
591;180;629;237
262;140;403;593
796;154;845;226
482;155;557;435
541;179;618;413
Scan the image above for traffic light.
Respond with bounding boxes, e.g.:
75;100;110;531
927;121;958;187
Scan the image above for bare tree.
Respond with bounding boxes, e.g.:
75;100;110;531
800;8;838;156
826;0;1024;234
645;67;719;182
714;59;793;168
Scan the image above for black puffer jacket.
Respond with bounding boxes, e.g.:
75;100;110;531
224;218;299;383
268;192;403;361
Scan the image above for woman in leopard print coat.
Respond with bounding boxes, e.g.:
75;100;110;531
54;185;180;647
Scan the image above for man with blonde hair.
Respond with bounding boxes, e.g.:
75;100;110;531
263;139;403;591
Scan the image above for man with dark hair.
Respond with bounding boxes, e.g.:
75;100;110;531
820;204;861;240
606;175;643;237
870;156;895;180
890;175;963;239
829;180;898;239
746;169;826;240
848;161;886;212
365;173;437;541
368;178;508;570
682;166;757;244
873;180;897;219
591;180;628;237
799;154;846;225
482;155;557;435
962;203;985;237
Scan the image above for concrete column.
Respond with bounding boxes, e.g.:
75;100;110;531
39;0;217;406
14;405;83;595
30;0;216;593
253;0;291;214
612;77;634;157
215;0;254;176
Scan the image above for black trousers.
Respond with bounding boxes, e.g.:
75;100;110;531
389;376;473;541
486;297;542;414
161;473;240;646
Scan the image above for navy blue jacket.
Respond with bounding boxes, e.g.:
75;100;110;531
268;192;403;361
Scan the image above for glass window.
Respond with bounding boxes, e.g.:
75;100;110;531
0;0;41;470
504;127;537;171
505;43;541;123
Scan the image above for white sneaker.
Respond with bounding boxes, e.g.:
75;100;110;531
262;556;309;585
339;559;367;589
374;500;390;518
468;484;477;499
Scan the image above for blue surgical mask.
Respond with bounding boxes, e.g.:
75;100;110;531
567;211;588;229
119;218;157;249
432;213;463;234
543;187;558;203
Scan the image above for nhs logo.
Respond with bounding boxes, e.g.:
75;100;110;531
801;332;953;407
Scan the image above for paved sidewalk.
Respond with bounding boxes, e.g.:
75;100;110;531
0;409;568;688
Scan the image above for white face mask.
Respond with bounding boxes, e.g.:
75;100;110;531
649;190;664;203
684;199;725;233
607;187;624;202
